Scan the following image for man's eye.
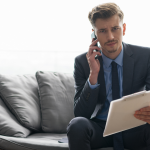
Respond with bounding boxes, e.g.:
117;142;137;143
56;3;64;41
113;27;118;30
100;30;105;33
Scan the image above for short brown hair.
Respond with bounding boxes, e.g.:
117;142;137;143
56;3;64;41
88;2;124;29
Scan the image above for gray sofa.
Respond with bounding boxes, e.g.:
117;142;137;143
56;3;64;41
0;71;129;150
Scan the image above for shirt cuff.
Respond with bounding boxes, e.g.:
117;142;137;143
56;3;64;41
88;78;100;89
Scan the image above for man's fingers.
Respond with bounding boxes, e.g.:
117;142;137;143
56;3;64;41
91;38;99;45
139;119;150;124
91;38;94;43
134;114;150;120
96;59;100;66
91;46;101;50
88;38;100;56
135;111;150;115
140;106;150;112
87;51;101;59
88;46;101;56
91;38;97;43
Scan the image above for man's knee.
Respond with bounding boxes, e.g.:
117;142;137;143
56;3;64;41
67;117;90;135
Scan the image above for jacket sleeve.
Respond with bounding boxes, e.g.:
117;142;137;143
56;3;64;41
145;52;150;91
88;78;100;89
73;56;100;119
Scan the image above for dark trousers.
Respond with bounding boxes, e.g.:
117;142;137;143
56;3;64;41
66;117;150;150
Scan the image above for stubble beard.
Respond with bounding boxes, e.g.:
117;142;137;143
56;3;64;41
102;48;118;54
107;48;117;53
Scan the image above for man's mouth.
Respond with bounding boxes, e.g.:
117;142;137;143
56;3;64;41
107;42;116;46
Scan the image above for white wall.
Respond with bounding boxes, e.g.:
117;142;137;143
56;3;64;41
0;0;150;75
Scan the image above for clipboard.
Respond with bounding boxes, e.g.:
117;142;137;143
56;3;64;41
103;90;150;137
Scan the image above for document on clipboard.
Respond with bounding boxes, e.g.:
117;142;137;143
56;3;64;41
103;90;150;137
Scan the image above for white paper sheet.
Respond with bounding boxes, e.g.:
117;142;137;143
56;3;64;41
103;90;150;137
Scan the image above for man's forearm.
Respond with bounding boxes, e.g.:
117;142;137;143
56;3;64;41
74;79;100;119
89;72;99;85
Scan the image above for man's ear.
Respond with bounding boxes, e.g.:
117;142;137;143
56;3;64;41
123;23;126;36
92;29;97;37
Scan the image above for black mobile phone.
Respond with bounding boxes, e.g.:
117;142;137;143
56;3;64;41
91;31;98;48
91;31;101;59
94;34;98;47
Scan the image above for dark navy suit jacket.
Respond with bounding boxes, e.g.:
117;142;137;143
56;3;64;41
73;42;150;119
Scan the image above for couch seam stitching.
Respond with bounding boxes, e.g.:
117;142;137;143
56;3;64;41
0;138;38;150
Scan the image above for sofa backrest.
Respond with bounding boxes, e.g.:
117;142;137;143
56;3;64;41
36;71;75;133
0;74;41;132
0;72;75;135
0;97;31;137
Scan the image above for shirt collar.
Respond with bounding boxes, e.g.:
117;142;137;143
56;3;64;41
101;44;124;68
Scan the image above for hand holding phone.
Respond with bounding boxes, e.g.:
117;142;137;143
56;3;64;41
86;31;102;85
91;31;101;59
91;31;98;47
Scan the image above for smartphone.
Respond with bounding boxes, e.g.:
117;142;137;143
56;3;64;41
91;31;101;59
91;31;98;47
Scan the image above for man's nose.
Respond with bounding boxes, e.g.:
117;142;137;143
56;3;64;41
107;30;114;41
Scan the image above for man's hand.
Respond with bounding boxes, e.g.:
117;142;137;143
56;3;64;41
86;38;101;85
134;106;150;124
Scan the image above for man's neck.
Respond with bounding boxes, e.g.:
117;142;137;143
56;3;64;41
102;45;122;60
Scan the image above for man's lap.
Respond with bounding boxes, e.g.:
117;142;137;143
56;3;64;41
67;117;150;150
67;117;113;149
123;123;150;150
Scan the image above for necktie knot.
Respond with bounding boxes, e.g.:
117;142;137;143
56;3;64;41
111;61;117;68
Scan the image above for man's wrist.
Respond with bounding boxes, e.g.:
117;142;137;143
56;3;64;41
88;78;100;89
89;73;99;85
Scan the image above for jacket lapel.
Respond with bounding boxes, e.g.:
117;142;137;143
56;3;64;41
122;42;134;96
97;42;134;98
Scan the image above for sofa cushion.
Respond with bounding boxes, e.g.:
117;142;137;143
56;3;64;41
0;97;31;137
0;74;41;131
36;71;75;133
0;133;126;150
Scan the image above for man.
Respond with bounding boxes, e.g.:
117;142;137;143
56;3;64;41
67;2;150;150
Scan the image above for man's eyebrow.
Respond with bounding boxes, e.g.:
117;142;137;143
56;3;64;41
98;26;120;31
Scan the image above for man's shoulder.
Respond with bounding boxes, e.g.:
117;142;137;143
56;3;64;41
74;52;90;73
75;52;87;60
74;52;90;76
75;52;88;64
124;42;150;53
123;42;150;61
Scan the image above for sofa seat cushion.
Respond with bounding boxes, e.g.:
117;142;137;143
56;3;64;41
0;133;68;150
0;133;128;150
0;74;41;131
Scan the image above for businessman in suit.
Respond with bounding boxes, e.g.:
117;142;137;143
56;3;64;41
67;2;150;150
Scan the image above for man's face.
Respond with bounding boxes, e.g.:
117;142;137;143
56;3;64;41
93;14;126;58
